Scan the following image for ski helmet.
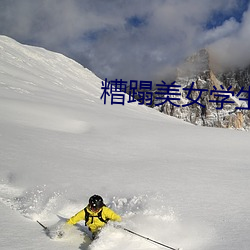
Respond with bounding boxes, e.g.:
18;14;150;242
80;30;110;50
89;195;104;210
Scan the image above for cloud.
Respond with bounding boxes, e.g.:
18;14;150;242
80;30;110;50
209;3;250;69
200;18;240;45
0;0;249;81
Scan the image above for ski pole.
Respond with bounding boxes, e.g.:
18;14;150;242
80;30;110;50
37;220;48;231
122;227;180;250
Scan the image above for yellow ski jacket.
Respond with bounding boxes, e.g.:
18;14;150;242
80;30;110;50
67;206;121;233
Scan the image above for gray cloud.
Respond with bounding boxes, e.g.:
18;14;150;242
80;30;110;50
209;5;250;69
0;0;249;81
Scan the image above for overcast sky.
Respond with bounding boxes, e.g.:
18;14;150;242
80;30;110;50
0;0;249;81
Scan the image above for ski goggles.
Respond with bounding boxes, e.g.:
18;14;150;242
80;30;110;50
89;205;101;212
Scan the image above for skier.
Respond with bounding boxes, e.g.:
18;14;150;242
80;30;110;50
66;194;121;239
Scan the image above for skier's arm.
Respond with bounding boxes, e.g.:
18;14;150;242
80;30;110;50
104;207;122;222
67;209;85;225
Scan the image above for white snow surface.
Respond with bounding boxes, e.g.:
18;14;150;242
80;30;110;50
0;35;250;250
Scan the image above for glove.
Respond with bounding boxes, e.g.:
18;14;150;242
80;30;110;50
55;223;71;238
56;230;64;238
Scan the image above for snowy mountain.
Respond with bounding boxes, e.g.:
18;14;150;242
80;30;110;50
0;36;250;250
155;49;250;130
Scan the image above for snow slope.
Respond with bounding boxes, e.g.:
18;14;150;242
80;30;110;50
0;35;250;250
